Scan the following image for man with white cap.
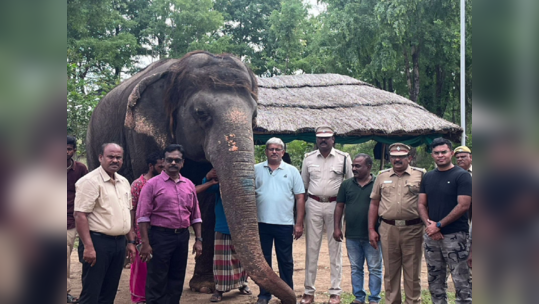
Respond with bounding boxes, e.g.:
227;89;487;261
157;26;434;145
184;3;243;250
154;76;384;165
300;126;353;304
368;143;426;304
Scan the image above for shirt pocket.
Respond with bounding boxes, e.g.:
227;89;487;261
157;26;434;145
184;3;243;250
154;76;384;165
308;165;322;180
405;178;422;197
330;166;344;180
381;183;395;197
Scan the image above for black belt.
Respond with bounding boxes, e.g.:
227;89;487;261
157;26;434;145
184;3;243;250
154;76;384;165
309;194;337;203
151;226;188;234
381;218;423;226
90;231;125;239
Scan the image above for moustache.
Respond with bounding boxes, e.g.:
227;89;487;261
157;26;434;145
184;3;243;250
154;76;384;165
394;161;403;165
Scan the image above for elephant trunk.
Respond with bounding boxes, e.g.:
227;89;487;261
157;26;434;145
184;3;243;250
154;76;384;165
206;122;296;304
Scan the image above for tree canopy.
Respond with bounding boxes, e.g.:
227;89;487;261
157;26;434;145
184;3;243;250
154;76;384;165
67;0;472;154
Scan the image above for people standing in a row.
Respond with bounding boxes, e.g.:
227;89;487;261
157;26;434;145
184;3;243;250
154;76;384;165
129;152;165;303
74;143;137;304
300;126;353;304
368;143;426;304
254;137;305;304
418;138;472;304
67;136;88;304
334;154;382;304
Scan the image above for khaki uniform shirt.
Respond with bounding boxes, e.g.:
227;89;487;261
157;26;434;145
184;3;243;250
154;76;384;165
370;166;426;220
468;164;472;176
74;166;132;236
301;148;353;197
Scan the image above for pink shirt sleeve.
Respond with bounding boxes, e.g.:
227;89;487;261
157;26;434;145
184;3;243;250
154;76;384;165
137;181;153;223
190;185;202;225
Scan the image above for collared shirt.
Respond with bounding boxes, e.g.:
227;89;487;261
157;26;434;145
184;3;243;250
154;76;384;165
337;175;376;239
137;171;202;229
67;160;88;229
255;161;305;225
370;166;425;220
468;164;473;175
301;148;353;198
74;166;132;236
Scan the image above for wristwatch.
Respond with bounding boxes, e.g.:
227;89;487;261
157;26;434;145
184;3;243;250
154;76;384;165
127;240;136;244
195;237;203;242
436;222;442;228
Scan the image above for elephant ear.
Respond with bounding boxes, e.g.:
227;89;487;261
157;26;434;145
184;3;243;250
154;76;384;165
124;71;172;176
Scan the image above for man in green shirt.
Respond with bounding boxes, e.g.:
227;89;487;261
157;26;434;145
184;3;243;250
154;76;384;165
334;154;382;304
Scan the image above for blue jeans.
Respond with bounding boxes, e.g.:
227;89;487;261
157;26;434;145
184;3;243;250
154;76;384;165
346;238;383;303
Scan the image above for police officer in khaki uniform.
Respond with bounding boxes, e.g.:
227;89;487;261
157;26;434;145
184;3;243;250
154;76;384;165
368;143;425;304
454;145;472;175
300;126;353;304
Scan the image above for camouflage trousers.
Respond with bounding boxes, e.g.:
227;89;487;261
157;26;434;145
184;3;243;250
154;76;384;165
424;231;472;304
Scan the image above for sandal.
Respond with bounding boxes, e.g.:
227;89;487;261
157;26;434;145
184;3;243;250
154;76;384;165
238;285;252;295
210;291;223;302
67;294;79;303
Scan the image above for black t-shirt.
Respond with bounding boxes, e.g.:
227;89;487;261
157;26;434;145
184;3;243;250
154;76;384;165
420;166;472;234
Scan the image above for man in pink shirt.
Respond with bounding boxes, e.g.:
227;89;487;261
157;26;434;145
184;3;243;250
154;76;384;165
137;144;203;304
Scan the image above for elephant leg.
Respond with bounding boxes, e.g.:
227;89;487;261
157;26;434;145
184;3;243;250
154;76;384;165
189;191;216;293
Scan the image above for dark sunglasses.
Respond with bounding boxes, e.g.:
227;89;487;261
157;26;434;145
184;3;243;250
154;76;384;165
165;157;184;163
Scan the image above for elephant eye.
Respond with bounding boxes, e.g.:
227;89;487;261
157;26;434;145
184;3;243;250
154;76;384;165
195;108;209;119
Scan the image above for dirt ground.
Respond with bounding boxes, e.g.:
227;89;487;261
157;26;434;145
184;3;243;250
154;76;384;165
70;232;453;304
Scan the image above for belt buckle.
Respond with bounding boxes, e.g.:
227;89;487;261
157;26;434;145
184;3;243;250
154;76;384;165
395;220;406;226
174;228;181;233
320;196;329;202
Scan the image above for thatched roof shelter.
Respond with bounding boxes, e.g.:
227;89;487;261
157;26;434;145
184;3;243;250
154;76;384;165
253;73;462;146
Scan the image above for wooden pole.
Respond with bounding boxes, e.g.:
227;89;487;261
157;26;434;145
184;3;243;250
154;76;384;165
380;144;386;171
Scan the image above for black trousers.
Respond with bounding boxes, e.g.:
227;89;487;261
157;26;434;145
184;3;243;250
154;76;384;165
258;223;294;300
78;232;126;304
146;227;189;304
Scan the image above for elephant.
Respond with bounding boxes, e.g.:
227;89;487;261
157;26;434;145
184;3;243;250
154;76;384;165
86;51;296;303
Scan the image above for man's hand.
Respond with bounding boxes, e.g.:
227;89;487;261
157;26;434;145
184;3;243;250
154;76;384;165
369;229;380;250
83;246;97;267
192;240;203;258
140;243;153;263
206;169;218;181
126;243;137;264
294;223;304;240
429;232;444;241
333;228;343;242
425;220;441;236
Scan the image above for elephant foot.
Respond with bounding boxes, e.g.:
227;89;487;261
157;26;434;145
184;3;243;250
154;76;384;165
189;273;215;293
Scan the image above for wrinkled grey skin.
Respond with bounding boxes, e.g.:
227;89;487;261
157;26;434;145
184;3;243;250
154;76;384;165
86;51;296;304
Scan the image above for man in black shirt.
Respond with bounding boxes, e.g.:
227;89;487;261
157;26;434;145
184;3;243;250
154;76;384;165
418;138;472;304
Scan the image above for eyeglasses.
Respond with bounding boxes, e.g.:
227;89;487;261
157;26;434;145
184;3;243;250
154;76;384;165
390;155;409;159
266;148;283;152
165;157;184;163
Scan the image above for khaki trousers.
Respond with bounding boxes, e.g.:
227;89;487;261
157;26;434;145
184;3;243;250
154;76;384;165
304;198;342;295
379;221;423;304
67;228;77;293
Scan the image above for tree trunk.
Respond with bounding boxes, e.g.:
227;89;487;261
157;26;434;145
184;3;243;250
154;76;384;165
411;45;420;102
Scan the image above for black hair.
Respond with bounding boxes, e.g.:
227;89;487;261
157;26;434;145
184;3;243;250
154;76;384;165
430;137;453;150
100;143;123;155
354;153;373;166
146;151;164;166
67;135;77;149
164;144;185;155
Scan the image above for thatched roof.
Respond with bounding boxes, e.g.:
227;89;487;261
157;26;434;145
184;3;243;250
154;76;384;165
254;73;462;145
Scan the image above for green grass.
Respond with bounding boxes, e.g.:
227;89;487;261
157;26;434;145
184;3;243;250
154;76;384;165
335;290;456;304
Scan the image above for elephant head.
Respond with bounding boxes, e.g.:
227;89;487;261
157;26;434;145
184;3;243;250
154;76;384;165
122;51;296;303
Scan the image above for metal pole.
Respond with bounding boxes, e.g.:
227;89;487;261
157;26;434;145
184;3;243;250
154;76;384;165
460;0;466;146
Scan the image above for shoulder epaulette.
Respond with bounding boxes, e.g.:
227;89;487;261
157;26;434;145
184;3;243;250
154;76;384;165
304;150;317;158
411;167;427;174
378;168;391;175
334;149;348;156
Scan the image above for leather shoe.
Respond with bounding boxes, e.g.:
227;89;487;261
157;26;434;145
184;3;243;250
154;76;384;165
329;294;341;304
299;294;314;304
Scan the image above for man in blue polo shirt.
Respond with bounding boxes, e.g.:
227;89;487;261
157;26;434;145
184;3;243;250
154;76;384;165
254;137;306;304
